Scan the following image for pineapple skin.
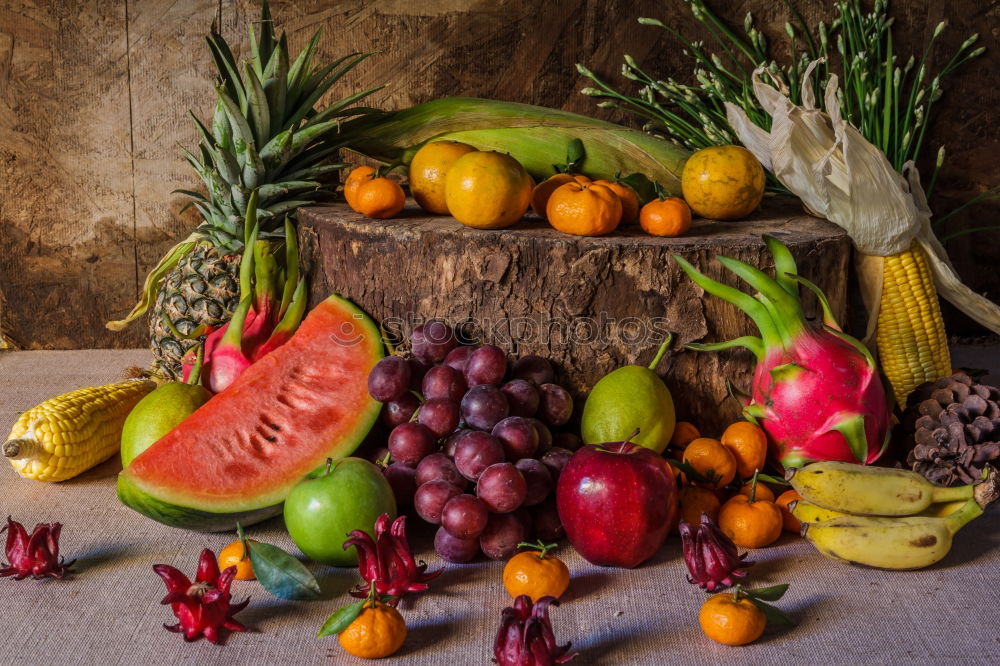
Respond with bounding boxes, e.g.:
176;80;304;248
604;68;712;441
149;242;240;380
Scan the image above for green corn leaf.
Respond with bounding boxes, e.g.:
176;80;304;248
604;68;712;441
217;87;256;152
244;62;271;148
317;601;365;638
206;34;246;113
236;523;320;601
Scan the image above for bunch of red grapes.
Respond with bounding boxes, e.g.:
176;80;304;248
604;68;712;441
367;321;582;563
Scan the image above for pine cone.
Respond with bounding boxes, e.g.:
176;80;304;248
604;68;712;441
899;372;1000;486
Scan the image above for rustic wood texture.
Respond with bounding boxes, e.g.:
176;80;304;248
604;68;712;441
298;199;850;433
0;0;996;348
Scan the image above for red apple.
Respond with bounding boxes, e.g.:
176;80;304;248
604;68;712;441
556;436;678;568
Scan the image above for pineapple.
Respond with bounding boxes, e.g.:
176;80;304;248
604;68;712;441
107;0;382;379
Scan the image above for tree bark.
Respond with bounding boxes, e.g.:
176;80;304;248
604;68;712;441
298;199;850;436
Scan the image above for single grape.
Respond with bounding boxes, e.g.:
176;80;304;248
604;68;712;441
412;321;458;364
512;507;533;538
514;458;552;507
418;397;461;438
491;416;540;461
416;452;467;490
460;384;509;431
453;431;505;481
479;512;528;560
511;354;555;386
408;358;431;391
443;428;473;458
464;345;508;387
537;383;573;426
422;364;468;402
388;422;437;467
441;494;489;540
475;462;527;513
368;356;411;402
552;431;582;452
529;498;565;541
382;393;420;428
383;463;417;506
540;447;574;480
500;379;539;417
527;418;553;454
414;480;463;525
434;526;480;563
443;345;476;373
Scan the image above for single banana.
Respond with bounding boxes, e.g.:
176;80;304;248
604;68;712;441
786;461;973;516
790;500;850;524
801;497;984;569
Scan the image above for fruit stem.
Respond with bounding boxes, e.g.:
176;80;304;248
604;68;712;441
325;457;334;476
748;470;760;504
973;465;1000;509
944;497;985;534
930;483;975;505
648;334;673;370
185;345;205;386
618;428;641;452
517;540;557;559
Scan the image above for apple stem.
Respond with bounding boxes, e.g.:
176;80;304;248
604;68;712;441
325;457;333;476
617;428;641;453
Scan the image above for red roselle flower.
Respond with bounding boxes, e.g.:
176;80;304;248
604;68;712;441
153;548;250;644
345;514;441;606
679;512;753;592
494;595;578;666
0;516;74;580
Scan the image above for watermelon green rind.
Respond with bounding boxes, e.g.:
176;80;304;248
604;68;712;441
117;293;384;532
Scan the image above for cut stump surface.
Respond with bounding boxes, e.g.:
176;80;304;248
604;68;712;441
298;199;850;436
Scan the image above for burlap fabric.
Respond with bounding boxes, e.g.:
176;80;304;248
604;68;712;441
1;349;997;665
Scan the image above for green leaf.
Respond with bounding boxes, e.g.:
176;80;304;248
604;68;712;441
744;584;789;601
206;34;246;113
217;87;256;152
285;29;321;108
565;137;585;170
756;473;791;486
748;597;797;627
237;523;321;601
317;601;365;638
244;62;271;148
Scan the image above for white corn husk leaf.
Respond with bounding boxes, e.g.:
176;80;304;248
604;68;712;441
725;62;1000;336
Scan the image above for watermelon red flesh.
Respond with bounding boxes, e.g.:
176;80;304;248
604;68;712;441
118;293;383;528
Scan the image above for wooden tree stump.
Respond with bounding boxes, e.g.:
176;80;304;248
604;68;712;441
298;199;850;436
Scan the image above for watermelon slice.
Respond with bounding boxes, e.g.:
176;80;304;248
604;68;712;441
117;293;384;531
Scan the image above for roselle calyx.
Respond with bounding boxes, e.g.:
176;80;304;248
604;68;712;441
680;513;752;592
0;516;74;580
494;595;578;666
153;548;250;644
345;513;441;606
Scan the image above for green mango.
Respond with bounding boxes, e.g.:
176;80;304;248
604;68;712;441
121;382;211;467
580;337;675;453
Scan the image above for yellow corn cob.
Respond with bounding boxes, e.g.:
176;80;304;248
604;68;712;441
4;379;155;482
875;243;952;407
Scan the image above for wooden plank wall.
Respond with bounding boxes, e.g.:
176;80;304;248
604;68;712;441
1;0;997;349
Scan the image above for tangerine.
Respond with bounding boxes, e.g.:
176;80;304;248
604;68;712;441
355;176;406;219
699;592;767;646
775;489;804;533
339;601;407;659
502;542;570;602
720;421;768;481
718;494;783;548
531;173;591;218
593;179;639;224
683;438;737;488
344;165;376;210
409;141;477;214
670;421;701;448
639;196;692;237
445;151;533;229
546;181;622;236
676;485;722;533
681;145;765;220
218;540;255;581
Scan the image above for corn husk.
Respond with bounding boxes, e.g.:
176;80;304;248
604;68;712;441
724;63;1000;338
346;97;690;201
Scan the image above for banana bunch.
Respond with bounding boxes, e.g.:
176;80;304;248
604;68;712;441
787;462;999;570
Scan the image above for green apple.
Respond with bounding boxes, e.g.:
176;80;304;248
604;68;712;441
284;457;397;566
121;382;211;467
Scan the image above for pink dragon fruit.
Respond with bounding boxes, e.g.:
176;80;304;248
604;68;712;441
674;235;892;469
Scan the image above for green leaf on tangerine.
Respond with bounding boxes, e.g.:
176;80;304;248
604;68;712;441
317;600;365;638
238;524;321;601
743;584;789;601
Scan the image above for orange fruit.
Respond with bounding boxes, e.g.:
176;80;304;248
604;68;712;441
670;421;701;448
355;176;406;219
775;489;804;533
681;145;765;220
720;421;768;481
736;481;775;503
344;165;376;210
546;182;622;236
593;179;639;224
683;438;737;488
339;601;407;659
531;173;591;218
639;196;692;237
218;540;255;581
445;151;533;229
502;545;570;602
699;593;767;646
676;485;722;533
408;141;477;214
718;494;783;548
